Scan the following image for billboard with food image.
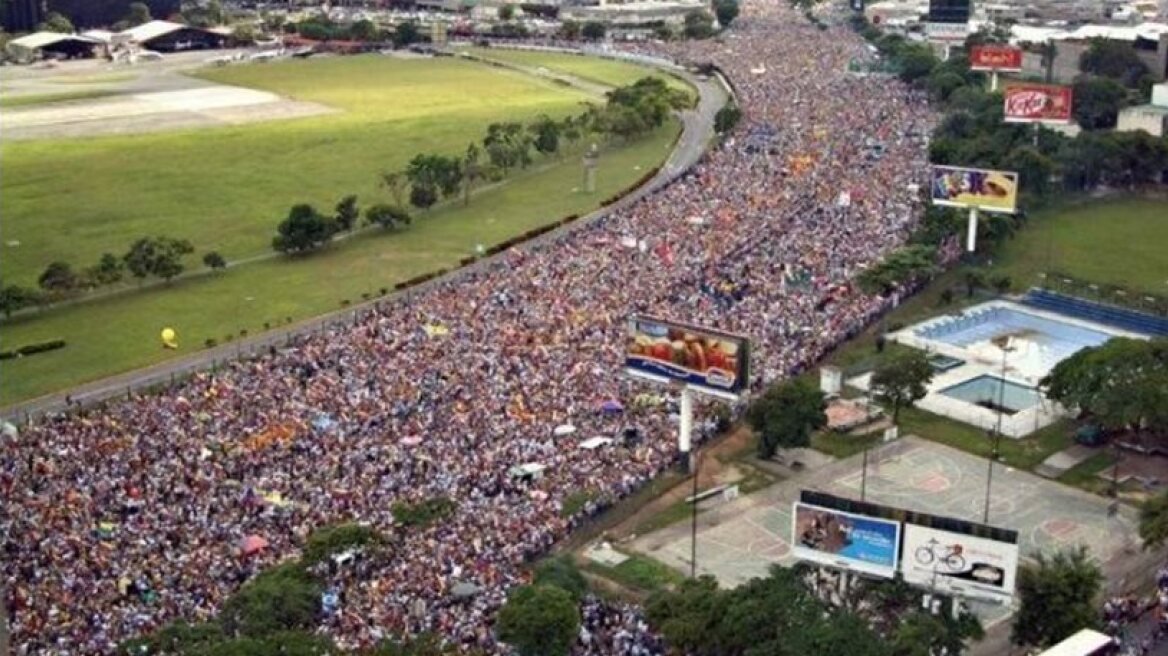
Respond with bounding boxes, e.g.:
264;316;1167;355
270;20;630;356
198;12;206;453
930;165;1018;213
625;316;750;397
900;523;1019;601
792;502;900;578
1003;82;1073;124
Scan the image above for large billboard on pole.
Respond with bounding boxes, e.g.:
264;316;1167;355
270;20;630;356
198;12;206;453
625;316;750;398
900;524;1019;601
1004;82;1073;124
792;502;901;578
930;165;1019;213
970;45;1023;72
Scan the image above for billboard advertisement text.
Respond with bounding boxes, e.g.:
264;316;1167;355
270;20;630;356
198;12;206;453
900;524;1019;600
792;503;900;578
931;165;1018;214
970;45;1023;72
625;316;750;397
1004;82;1073;124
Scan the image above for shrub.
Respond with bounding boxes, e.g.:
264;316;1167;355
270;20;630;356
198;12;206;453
205;338;218;348
392;497;456;528
6;339;68;358
379;287;389;296
302;523;381;566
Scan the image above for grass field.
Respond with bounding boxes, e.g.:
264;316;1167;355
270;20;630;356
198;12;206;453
457;46;694;101
0;122;679;404
0;89;120;108
0;55;600;286
988;198;1168;295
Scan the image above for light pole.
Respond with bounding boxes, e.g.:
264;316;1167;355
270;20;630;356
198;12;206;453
983;337;1014;524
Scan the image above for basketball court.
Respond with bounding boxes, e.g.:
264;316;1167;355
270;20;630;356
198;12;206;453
629;436;1141;622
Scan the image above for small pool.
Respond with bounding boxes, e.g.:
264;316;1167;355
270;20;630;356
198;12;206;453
928;354;964;372
939;375;1041;415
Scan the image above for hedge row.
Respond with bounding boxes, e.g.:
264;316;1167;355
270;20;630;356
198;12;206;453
0;338;67;360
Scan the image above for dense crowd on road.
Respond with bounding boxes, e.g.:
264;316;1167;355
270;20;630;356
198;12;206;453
0;1;934;653
1098;565;1168;655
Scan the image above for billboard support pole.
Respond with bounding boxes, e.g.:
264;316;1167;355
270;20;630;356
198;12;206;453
679;386;693;466
860;446;869;501
965;207;979;252
990;70;999;92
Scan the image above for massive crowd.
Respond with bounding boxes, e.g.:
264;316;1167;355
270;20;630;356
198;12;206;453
0;1;935;653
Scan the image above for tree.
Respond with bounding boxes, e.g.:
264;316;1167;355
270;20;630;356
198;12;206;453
745;379;828;459
498;4;516;20
683;10;715;39
380;170;409;208
897;45;940;85
203;251;227;271
713;0;739;27
365;203;412;229
334;195;360;232
532;556;589;602
0;285;39;318
272;204;336;254
125;1;151;27
714;103;742;134
1012;547;1104;649
962;269;984;298
559;19;581;40
857;245;938;296
36;261;76;293
122;237;195;283
37;11;74;33
407;153;464;199
870;349;934;424
1140;489;1168;550
350;18;379;41
86;252;124;286
409;184;438;211
219;563;321;638
483;122;532;174
302;523;380;566
462;143;483;206
581;21;606;41
1002;145;1054;198
1041;337;1168;435
1072;76;1128;130
496;585;579;656
1080;38;1149;87
529;115;561;157
231;23;257;44
393;21;421;47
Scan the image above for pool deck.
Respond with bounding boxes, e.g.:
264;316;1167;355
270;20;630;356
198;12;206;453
875;300;1147;438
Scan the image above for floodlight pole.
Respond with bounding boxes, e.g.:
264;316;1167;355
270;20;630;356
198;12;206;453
966;207;979;253
983;344;1011;524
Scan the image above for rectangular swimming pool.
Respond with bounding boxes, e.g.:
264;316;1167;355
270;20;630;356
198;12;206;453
939;375;1041;415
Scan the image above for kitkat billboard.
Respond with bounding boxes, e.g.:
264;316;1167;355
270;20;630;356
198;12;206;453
970;45;1023;72
1004;83;1073;124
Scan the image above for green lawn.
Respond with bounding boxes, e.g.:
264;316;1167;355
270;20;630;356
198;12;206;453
585;552;686;593
457;46;695;102
0;55;596;286
811;431;884;459
1058;451;1116;495
897;407;1073;471
0;89;121;108
988;198;1168;295
0;122;679;405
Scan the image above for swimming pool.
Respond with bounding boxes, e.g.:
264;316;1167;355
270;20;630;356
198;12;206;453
939;375;1041;414
914;307;1112;373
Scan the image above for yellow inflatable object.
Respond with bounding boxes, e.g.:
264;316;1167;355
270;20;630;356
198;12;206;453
161;327;178;349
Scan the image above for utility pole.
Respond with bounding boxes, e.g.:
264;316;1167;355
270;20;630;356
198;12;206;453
983;338;1013;524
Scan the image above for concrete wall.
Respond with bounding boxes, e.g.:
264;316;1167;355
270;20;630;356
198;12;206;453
1117;106;1168;135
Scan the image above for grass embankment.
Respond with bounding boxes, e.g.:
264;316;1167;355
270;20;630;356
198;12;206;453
0;89;121;108
0;53;684;404
457;46;695;102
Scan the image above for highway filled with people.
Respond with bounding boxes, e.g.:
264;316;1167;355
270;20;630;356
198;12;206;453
0;1;936;653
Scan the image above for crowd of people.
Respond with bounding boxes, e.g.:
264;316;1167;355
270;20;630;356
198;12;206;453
1099;566;1168;655
1;1;935;653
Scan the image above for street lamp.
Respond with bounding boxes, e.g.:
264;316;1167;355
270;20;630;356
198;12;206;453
983;336;1014;524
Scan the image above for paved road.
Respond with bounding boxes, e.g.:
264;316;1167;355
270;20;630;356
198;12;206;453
1;51;727;423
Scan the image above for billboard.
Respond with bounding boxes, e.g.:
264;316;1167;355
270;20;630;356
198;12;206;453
970;45;1023;72
792;502;901;578
1004;82;1073;124
927;0;970;23
931;165;1019;214
625;316;750;398
901;524;1019;601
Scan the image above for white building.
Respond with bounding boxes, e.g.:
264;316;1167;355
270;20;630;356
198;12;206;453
1117;82;1168;136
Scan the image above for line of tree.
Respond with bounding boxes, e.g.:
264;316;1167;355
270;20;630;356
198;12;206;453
270;77;688;256
0;236;218;318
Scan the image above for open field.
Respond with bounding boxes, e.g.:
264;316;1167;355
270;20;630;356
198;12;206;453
457;46;694;100
988;197;1168;295
0;123;680;404
0;55;596;286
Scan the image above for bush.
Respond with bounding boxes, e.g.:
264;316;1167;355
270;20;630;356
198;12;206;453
3;339;68;359
392;497;456;528
302;523;380;566
205;338;218;349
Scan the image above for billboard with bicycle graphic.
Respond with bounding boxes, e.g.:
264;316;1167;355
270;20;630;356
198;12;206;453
900;524;1019;600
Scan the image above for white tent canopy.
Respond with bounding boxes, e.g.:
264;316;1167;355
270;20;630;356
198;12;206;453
579;437;614;450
